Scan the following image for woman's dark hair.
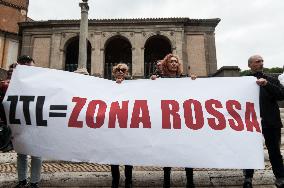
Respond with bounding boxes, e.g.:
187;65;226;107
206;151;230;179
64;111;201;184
17;55;34;65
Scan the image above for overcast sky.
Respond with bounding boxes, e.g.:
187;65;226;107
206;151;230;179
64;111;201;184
28;0;284;70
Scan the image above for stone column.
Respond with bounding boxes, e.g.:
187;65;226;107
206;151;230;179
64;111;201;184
50;33;62;69
92;33;103;77
132;32;144;78
75;0;89;75
205;33;218;75
21;34;32;56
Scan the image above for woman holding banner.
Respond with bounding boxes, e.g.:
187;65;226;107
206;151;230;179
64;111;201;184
111;63;133;188
152;53;196;188
9;55;43;188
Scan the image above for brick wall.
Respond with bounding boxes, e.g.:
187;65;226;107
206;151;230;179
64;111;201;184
1;0;28;9
0;4;27;33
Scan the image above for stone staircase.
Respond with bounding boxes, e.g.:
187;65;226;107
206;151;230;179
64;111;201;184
0;109;284;187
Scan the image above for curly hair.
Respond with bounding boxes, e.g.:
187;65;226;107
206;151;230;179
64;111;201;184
112;63;129;77
161;53;182;76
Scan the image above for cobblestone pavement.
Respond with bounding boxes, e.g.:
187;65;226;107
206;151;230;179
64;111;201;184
0;149;274;174
0;160;273;173
0;152;276;187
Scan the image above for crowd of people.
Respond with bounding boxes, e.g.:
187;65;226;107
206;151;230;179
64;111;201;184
0;53;284;188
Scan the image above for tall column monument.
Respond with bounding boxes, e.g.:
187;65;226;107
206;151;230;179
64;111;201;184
75;0;89;75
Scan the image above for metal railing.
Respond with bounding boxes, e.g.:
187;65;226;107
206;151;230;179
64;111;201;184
65;63;91;73
144;61;157;78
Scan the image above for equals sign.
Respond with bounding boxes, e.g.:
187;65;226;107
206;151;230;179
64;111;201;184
49;105;68;117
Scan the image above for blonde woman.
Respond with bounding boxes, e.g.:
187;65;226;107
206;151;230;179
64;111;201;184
111;63;133;188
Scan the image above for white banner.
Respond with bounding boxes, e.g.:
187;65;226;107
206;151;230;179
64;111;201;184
3;66;264;169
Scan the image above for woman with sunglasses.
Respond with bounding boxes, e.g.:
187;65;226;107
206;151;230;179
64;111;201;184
111;63;133;188
112;63;130;83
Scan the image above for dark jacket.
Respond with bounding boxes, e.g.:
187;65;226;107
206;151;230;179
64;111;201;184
161;74;187;78
0;80;8;125
247;72;284;128
151;69;163;78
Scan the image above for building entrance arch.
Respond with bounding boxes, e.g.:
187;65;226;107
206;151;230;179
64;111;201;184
144;35;172;78
104;36;132;80
64;36;92;73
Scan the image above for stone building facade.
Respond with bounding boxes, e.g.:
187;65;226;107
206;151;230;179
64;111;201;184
0;0;29;69
19;18;220;79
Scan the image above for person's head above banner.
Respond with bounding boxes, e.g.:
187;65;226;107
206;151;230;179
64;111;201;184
17;55;35;66
112;63;129;83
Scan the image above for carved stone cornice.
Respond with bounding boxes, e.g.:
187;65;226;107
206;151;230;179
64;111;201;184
18;18;221;28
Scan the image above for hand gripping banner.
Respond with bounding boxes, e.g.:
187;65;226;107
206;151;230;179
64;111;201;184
3;66;264;169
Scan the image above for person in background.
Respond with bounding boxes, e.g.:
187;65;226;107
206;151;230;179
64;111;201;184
11;55;42;188
243;55;284;188
111;63;133;188
151;60;163;79
0;63;17;152
152;53;196;188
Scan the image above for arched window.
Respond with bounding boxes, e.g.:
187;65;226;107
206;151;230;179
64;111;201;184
104;36;132;80
144;35;172;78
64;36;92;73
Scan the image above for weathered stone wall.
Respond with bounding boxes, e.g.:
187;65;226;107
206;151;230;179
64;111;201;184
19;19;220;77
5;38;18;68
32;37;51;68
23;29;212;77
186;34;207;76
205;33;218;75
0;34;19;69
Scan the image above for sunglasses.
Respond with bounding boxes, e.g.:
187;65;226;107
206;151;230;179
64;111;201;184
255;60;264;63
116;68;127;72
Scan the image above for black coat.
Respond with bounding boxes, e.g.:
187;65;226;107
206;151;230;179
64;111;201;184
248;72;284;128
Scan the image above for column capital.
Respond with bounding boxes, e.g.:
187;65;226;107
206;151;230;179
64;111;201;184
79;2;89;12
